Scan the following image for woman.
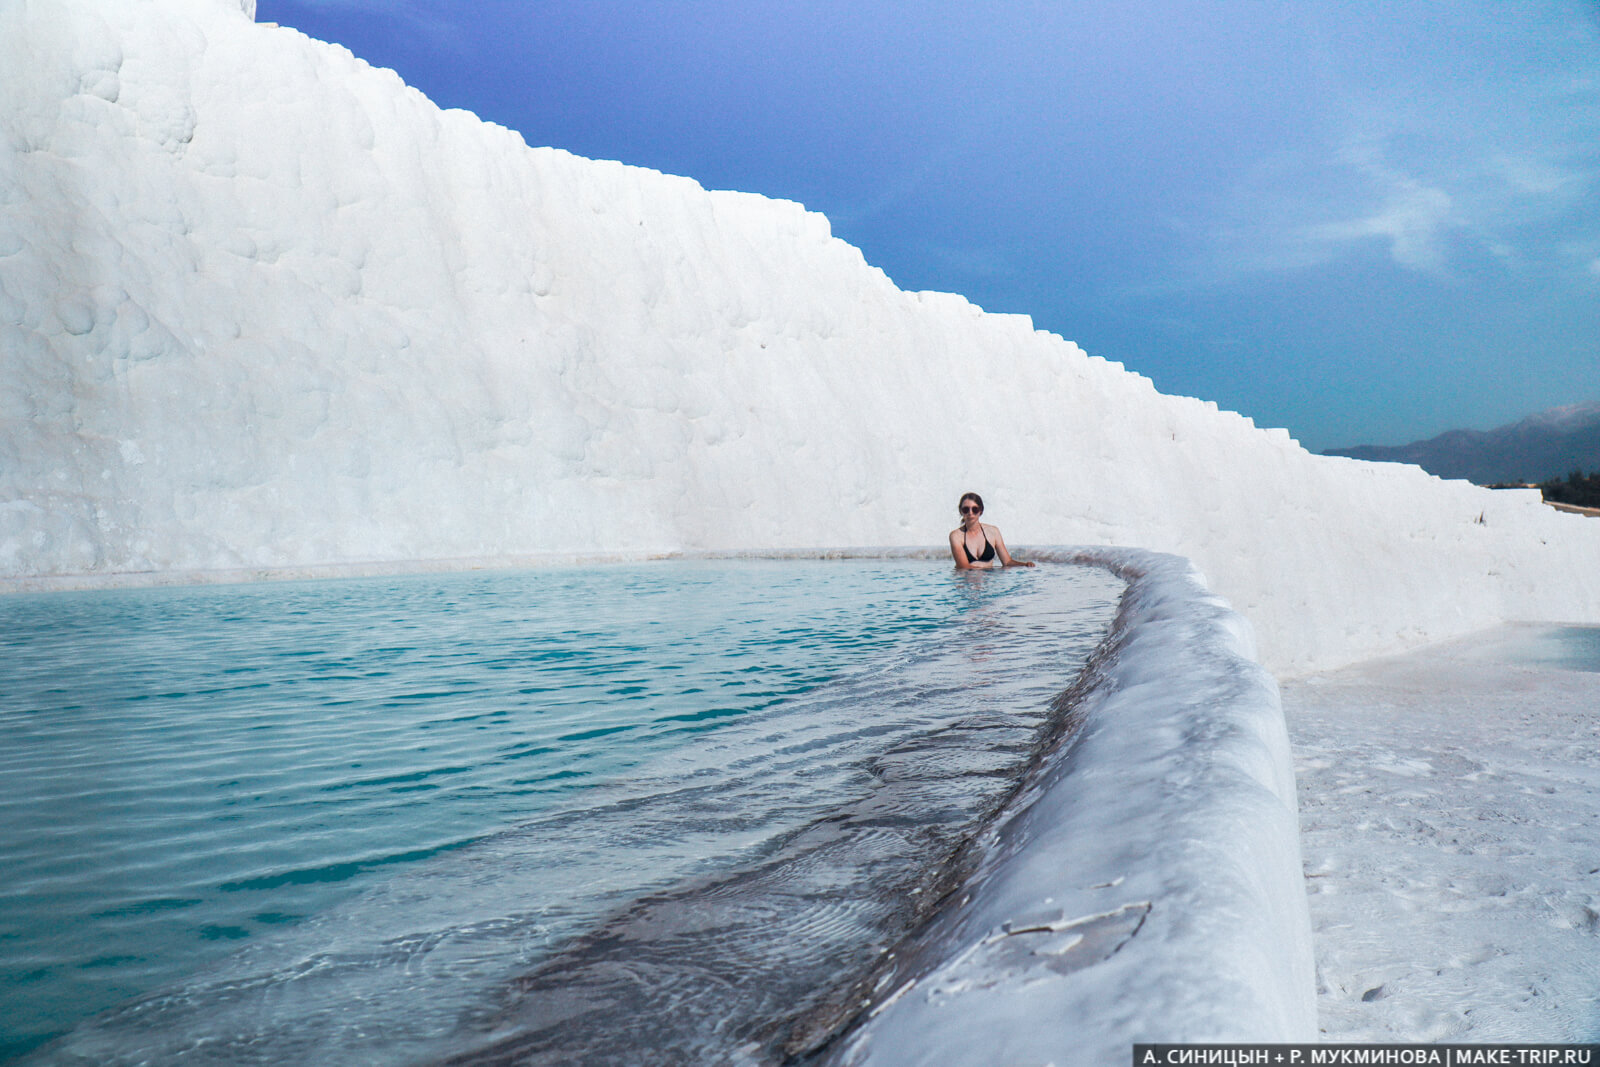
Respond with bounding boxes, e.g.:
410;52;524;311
949;492;1034;570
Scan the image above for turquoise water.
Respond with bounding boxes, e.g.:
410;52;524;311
1508;626;1600;672
0;559;1122;1064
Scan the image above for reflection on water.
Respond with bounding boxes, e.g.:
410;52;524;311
3;560;1122;1066
1497;625;1600;673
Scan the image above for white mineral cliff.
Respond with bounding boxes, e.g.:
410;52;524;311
3;0;1598;674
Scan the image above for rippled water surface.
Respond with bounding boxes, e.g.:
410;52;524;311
0;559;1122;1065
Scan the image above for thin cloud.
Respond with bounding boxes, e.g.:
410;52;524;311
1178;0;1600;288
1299;141;1454;272
266;0;472;54
1192;108;1599;286
1491;153;1586;198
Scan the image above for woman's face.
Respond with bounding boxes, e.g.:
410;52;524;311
959;500;982;527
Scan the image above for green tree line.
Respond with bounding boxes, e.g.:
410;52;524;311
1540;469;1600;509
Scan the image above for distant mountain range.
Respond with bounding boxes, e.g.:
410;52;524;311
1322;400;1600;485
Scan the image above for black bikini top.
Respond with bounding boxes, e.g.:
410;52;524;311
966;526;996;563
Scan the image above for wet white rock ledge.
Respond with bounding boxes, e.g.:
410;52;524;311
0;545;964;594
828;546;1315;1064
0;543;1069;592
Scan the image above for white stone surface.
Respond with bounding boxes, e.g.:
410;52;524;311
1283;627;1600;1042
4;0;1599;678
833;549;1315;1062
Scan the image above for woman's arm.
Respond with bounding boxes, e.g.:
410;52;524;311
992;528;1035;567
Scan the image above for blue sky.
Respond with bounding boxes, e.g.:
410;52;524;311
259;0;1600;451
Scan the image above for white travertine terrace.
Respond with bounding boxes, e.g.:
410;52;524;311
5;0;1596;1055
4;0;1599;677
834;548;1316;1058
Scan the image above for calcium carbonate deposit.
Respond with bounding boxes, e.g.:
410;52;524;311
5;0;1600;1059
5;0;1599;676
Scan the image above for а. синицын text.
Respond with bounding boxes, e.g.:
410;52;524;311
1134;1046;1597;1066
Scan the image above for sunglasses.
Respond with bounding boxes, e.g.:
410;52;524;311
959;505;982;514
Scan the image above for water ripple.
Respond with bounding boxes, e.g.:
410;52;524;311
2;560;1122;1066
